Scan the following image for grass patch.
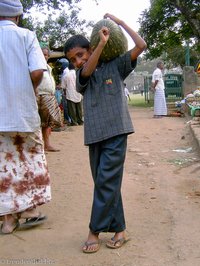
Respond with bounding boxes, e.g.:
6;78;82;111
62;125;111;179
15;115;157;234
128;93;153;108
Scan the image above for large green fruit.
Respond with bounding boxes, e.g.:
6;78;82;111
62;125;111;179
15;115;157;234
90;19;128;62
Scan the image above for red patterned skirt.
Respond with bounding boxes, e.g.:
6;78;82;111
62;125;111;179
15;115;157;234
0;130;51;215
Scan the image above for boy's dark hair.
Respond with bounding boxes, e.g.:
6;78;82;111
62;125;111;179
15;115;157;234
63;35;90;58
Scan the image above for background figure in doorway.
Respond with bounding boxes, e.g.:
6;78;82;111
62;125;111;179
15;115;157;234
37;47;62;151
61;62;83;126
0;0;51;234
151;61;167;118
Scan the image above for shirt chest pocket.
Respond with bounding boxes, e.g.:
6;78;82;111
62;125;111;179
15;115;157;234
103;75;120;95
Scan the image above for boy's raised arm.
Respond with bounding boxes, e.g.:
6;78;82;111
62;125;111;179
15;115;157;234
82;13;147;78
81;27;110;78
104;13;147;61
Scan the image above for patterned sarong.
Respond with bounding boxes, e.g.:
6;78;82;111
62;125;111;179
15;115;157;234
0;130;51;215
37;94;62;128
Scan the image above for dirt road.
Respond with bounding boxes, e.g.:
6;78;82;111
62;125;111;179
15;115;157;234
1;107;200;266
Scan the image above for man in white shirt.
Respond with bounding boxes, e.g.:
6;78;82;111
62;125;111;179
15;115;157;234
0;0;51;234
124;83;131;102
151;61;167;118
61;62;83;126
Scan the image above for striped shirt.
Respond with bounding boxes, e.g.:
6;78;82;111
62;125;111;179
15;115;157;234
77;51;136;145
0;20;47;132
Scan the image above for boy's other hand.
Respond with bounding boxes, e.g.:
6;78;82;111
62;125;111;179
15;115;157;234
99;26;110;44
104;13;122;25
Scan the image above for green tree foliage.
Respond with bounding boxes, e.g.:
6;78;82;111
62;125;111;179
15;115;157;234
139;0;200;67
21;0;81;13
19;0;94;49
35;10;93;49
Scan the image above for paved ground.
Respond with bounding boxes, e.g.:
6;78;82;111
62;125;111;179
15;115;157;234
1;106;200;266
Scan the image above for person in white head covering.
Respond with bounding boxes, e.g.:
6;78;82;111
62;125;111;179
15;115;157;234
0;0;51;234
0;0;23;16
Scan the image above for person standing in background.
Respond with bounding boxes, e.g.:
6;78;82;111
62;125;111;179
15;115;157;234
0;0;51;234
37;46;62;151
61;62;83;126
124;83;131;102
151;61;167;118
59;59;72;125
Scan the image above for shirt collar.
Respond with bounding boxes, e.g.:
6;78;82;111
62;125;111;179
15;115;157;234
0;20;17;26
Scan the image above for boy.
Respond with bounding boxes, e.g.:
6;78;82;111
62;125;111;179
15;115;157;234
63;13;146;253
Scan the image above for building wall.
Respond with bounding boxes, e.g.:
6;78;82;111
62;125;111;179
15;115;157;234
183;66;200;96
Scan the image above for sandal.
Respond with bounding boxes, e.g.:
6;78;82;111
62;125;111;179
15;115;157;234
106;237;131;249
82;240;101;254
20;213;47;229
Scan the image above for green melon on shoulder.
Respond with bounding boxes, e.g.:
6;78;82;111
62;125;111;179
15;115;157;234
90;19;128;62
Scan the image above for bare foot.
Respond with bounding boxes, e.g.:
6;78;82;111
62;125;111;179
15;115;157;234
44;146;60;152
153;115;163;119
82;231;100;253
112;231;126;241
19;208;41;219
1;215;19;234
106;230;130;249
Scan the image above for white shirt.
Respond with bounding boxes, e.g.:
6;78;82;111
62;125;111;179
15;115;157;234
124;87;130;98
152;68;165;90
0;20;47;132
38;64;56;95
61;69;82;103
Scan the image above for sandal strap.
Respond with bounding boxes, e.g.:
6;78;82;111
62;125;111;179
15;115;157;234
84;241;100;247
111;237;125;246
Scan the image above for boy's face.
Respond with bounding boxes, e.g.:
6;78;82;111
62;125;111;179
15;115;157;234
66;47;92;69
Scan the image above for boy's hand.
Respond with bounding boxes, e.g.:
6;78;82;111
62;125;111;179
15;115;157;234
99;26;110;44
104;13;122;25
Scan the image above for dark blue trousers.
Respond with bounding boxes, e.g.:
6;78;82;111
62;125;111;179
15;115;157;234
89;134;127;233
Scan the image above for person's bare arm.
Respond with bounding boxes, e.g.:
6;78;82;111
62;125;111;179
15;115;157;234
30;70;44;95
104;13;147;61
151;80;158;91
153;80;159;89
81;26;110;78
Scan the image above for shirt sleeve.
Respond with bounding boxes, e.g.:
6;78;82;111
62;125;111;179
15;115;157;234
26;31;47;73
76;68;89;95
152;69;161;82
61;74;67;89
115;51;137;80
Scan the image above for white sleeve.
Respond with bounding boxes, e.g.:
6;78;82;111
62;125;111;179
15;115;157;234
26;31;47;72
